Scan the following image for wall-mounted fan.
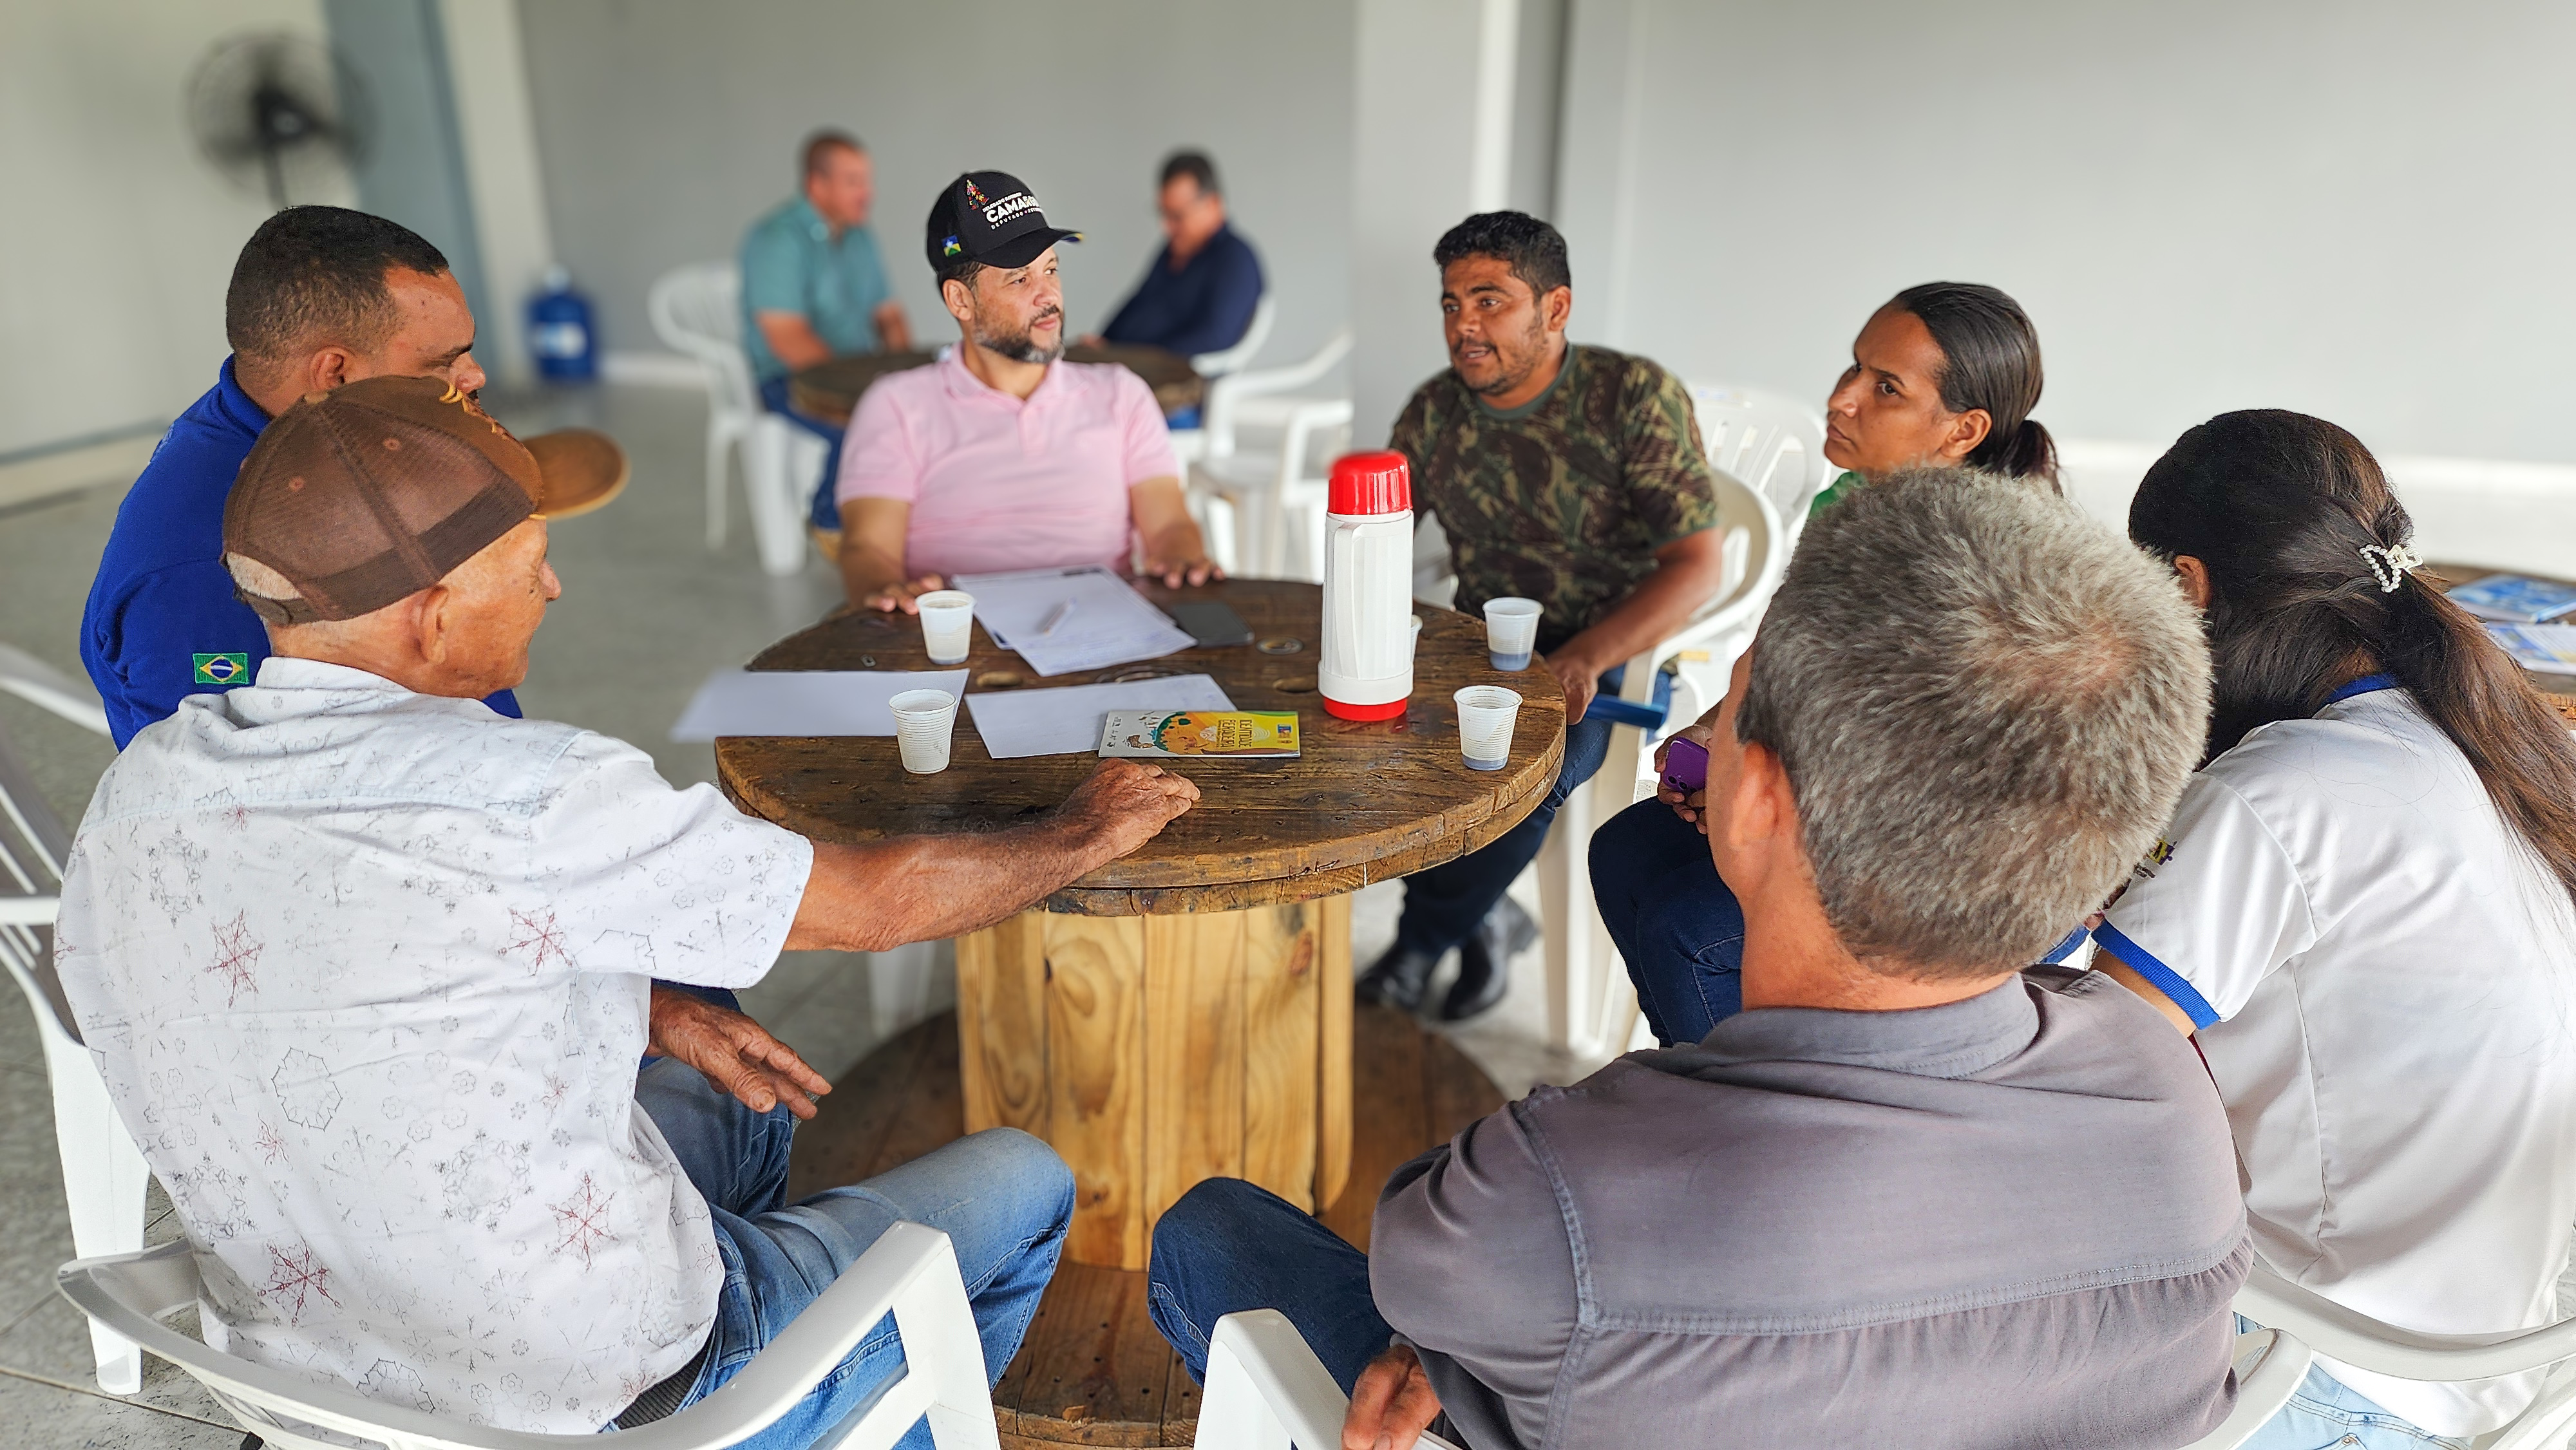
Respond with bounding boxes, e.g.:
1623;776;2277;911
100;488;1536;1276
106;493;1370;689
185;32;374;211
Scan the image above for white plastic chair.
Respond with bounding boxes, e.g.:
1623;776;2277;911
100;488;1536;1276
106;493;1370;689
0;692;151;1395
1191;1310;1462;1450
0;641;112;736
646;262;822;578
1533;473;1784;1057
1188;329;1356;579
1187;1303;2318;1450
2177;1265;2576;1450
1190;293;1277;379
1689;384;1832;555
1168;294;1280;489
58;1221;1002;1450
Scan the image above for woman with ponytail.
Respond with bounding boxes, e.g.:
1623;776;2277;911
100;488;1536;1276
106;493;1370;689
1807;280;2059;515
1583;282;2069;1032
2098;410;2576;1449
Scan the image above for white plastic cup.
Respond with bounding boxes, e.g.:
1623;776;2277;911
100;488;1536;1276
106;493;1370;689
1483;598;1541;672
889;688;960;774
1454;685;1523;771
916;590;976;664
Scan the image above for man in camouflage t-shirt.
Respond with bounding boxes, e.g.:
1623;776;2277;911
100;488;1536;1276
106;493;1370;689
1362;212;1732;1022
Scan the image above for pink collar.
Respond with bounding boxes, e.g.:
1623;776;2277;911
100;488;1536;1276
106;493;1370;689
938;344;1061;411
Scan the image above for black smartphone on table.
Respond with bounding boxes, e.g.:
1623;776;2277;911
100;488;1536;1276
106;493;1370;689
1169;600;1255;647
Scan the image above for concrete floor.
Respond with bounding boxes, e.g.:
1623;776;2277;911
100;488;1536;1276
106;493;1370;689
0;381;1577;1444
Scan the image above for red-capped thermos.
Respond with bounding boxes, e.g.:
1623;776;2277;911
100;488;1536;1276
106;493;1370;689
1319;452;1415;720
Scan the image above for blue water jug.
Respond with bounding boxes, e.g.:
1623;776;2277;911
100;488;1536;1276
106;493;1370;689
527;264;598;382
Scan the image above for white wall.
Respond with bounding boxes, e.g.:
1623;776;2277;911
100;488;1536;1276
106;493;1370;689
444;0;556;387
0;0;350;458
1557;0;2576;469
1350;0;1527;451
513;0;1357;375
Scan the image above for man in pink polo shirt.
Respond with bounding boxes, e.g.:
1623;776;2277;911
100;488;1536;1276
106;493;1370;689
836;171;1220;611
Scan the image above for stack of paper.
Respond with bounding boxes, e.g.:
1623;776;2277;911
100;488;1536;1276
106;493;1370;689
949;565;1195;676
963;674;1235;758
670;668;969;740
2487;623;2576;673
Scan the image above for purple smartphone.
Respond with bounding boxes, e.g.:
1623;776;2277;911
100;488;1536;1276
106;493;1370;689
1660;737;1709;795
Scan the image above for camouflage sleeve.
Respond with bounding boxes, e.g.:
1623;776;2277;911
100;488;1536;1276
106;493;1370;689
1619;361;1721;547
1386;379;1438;473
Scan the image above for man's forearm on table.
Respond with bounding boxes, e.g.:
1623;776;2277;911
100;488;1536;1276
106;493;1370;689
787;823;1109;952
756;313;832;372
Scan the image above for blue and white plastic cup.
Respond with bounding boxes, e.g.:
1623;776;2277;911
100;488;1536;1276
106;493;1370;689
1482;598;1540;672
1454;685;1522;771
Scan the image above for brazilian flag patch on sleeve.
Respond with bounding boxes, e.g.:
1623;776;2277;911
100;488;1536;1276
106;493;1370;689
192;653;249;686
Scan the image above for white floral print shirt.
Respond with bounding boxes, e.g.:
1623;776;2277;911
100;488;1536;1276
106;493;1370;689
56;659;813;1432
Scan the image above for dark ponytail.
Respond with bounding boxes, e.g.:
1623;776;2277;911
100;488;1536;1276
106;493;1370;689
1890;281;2060;491
2130;410;2576;904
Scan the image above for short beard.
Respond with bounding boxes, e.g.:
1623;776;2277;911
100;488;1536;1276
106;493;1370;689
1459;312;1552;397
974;307;1065;365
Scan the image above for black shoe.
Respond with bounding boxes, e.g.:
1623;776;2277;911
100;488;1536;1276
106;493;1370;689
1440;898;1536;1022
1356;944;1439;1012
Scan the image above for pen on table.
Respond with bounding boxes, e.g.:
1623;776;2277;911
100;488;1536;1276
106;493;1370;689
1037;601;1077;637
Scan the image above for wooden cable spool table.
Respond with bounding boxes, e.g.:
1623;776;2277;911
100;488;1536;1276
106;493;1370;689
717;579;1566;1268
786;343;1206;429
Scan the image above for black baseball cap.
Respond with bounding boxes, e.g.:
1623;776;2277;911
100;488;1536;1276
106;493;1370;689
925;171;1080;272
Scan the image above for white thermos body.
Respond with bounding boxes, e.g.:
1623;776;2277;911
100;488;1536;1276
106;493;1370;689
1320;451;1415;721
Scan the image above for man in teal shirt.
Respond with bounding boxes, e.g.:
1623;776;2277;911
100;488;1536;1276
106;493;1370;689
740;129;913;530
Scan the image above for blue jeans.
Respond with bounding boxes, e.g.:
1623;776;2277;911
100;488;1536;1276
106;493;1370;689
2233;1319;2469;1449
1590;798;2089;1045
1146;1177;1394;1393
1394;667;1622;957
1589;797;1746;1045
633;1058;1074;1448
757;375;847;532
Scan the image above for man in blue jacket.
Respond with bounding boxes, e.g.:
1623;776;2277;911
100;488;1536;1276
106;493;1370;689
1092;152;1264;362
82;206;522;746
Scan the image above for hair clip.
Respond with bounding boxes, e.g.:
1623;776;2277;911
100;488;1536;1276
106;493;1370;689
2359;541;2421;592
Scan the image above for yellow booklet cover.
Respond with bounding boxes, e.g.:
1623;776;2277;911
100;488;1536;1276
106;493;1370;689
1099;710;1301;758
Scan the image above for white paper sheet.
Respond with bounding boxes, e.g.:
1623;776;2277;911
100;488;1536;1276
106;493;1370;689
948;564;1196;677
963;674;1235;758
668;669;969;740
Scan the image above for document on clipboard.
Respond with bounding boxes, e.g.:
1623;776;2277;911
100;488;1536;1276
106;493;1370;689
948;565;1195;676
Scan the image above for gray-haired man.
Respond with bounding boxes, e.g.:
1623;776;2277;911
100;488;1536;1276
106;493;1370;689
1144;470;2249;1449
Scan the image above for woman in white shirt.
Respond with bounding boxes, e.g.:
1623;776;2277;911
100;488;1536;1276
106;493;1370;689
2098;409;2576;1449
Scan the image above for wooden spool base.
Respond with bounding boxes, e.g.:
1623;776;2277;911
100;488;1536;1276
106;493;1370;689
785;1006;1505;1447
955;896;1354;1270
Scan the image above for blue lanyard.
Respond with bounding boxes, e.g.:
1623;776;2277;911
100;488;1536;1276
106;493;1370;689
2324;672;2398;705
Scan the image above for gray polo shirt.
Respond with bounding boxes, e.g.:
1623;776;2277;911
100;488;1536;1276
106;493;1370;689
1370;967;2248;1450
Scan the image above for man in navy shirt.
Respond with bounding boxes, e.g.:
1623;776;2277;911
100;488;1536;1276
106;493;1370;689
1093;152;1264;361
82;207;522;746
82;206;790;1054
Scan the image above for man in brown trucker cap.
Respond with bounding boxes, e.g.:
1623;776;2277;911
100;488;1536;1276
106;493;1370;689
56;373;1200;1437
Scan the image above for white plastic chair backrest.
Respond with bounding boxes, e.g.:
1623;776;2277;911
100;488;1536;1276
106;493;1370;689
58;1221;998;1450
0;642;111;738
2178;1324;2316;1450
1203;328;1355;457
1193;1310;1462;1450
1688;384;1830;535
1191;294;1278;378
0;717;81;1042
648;263;760;416
2177;1265;2576;1450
